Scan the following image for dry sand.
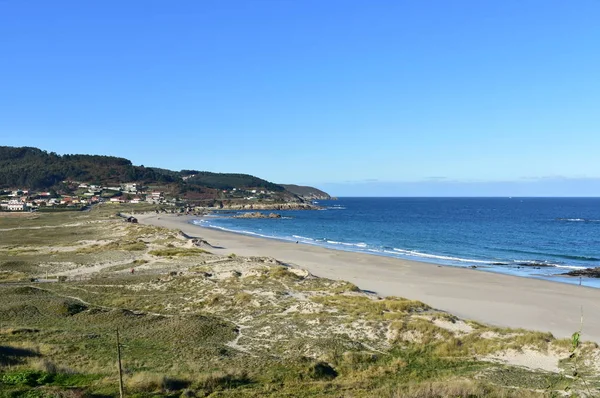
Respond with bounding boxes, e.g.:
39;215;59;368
137;213;600;343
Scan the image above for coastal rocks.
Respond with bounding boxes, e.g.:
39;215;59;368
216;202;319;211
562;267;600;278
234;212;282;219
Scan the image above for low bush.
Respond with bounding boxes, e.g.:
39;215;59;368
149;248;209;257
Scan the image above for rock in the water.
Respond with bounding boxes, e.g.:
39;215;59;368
562;267;600;278
234;212;282;219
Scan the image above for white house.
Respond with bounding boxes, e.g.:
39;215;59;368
123;183;138;192
6;199;26;211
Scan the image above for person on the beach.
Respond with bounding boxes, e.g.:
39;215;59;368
130;268;135;274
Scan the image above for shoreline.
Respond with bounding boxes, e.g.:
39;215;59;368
190;216;597;287
137;213;600;343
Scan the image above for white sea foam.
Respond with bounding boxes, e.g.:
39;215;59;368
558;218;600;223
191;219;591;274
391;248;490;264
326;240;367;248
293;235;314;241
554;264;588;270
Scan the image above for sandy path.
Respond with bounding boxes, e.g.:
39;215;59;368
137;213;600;343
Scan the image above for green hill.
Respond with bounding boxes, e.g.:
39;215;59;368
0;146;178;189
0;146;286;194
280;184;331;199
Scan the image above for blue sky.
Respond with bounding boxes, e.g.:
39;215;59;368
1;1;599;196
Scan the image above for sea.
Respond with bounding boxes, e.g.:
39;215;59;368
192;197;600;288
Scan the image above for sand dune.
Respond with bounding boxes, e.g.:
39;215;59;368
137;213;600;343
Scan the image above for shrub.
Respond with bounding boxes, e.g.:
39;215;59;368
196;370;251;392
1;370;53;386
149;248;209;257
126;372;166;392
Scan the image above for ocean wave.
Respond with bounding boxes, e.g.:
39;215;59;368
495;247;600;262
191;219;593;273
557;218;600;223
194;222;284;241
512;260;560;267
553;264;588;270
293;235;315;241
325;240;367;248
327;206;346;210
391;248;490;264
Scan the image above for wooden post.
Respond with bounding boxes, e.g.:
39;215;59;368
116;328;124;398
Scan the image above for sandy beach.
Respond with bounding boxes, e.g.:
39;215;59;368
137;213;600;343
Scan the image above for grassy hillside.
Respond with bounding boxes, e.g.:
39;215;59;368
1;206;599;396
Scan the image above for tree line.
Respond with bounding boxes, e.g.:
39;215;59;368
0;146;284;192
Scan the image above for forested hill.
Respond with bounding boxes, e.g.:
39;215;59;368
0;146;177;189
0;146;283;192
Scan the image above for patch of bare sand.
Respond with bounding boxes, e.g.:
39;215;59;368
432;318;474;335
481;347;564;372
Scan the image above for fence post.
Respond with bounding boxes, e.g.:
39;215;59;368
116;328;124;397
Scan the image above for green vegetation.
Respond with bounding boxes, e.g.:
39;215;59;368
149;247;210;257
0;146;288;195
1;206;599;397
280;184;331;199
185;171;284;191
0;146;177;189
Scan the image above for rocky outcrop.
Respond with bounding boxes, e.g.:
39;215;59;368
234;212;282;219
215;202;319;211
562;267;600;278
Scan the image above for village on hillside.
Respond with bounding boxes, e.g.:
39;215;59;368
0;180;284;212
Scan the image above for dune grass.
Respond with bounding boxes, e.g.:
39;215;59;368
149;247;210;257
1;206;599;397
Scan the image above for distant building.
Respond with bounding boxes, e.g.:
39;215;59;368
123;183;138;193
5;199;26;211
